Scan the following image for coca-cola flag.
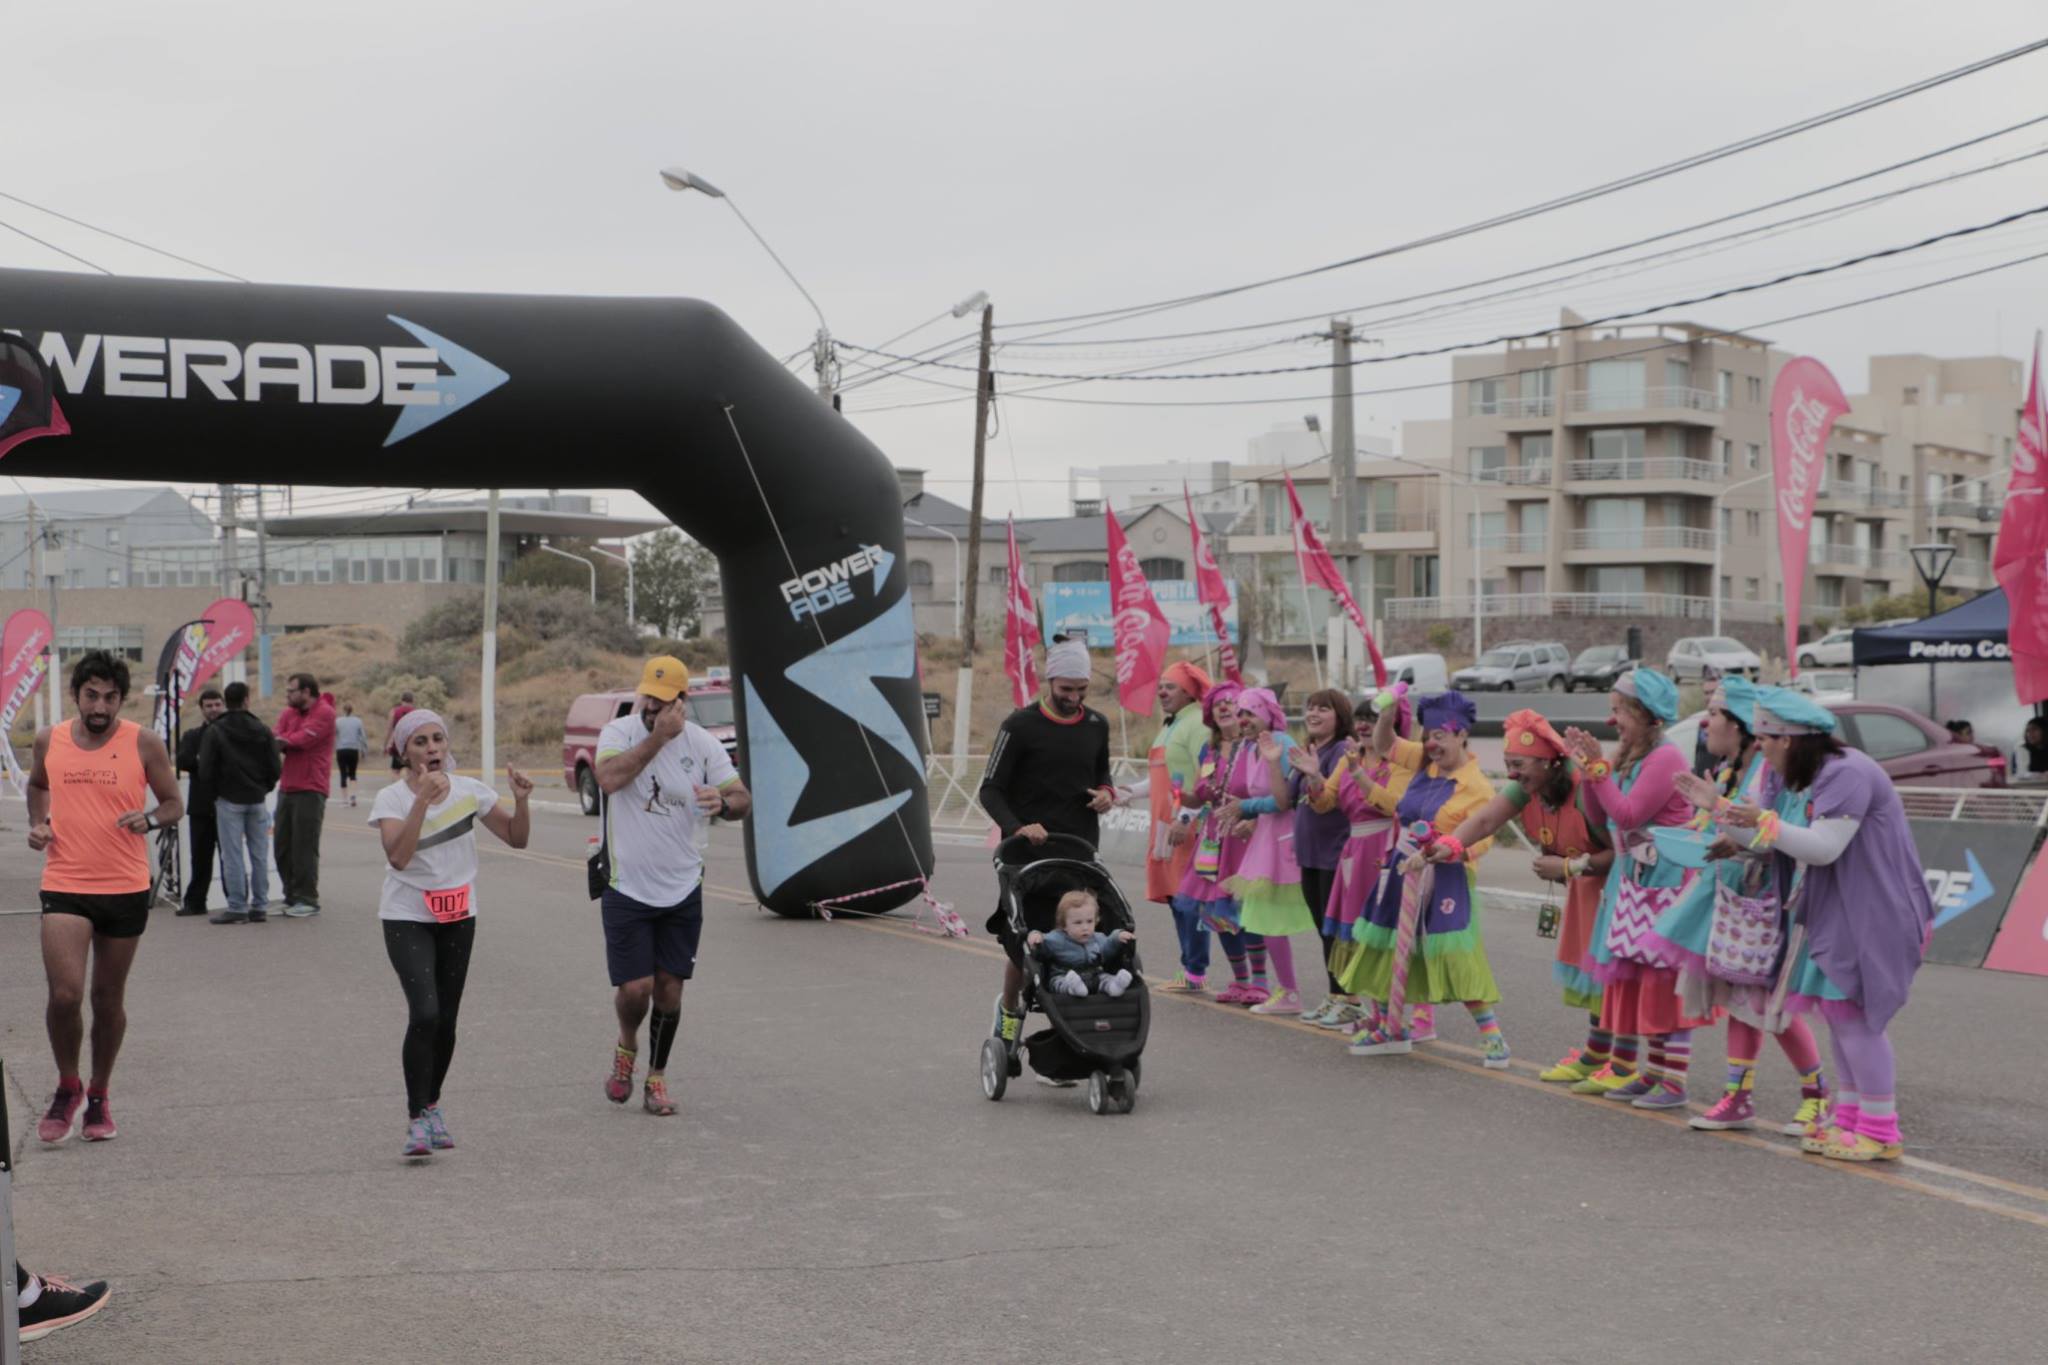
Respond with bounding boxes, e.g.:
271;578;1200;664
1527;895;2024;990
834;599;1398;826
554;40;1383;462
1105;505;1170;712
152;597;259;741
1994;330;2048;704
0;607;53;793
1184;484;1241;683
1770;357;1849;675
1284;471;1387;687
1003;515;1041;708
0;336;69;461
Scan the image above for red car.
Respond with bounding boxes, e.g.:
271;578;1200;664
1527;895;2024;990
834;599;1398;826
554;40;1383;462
1828;702;2006;789
561;680;738;815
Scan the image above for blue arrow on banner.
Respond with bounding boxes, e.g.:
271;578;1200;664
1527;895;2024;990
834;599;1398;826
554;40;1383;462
1932;847;1995;930
0;385;21;427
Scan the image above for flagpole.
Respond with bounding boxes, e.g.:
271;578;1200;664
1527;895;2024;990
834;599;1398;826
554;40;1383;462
1298;577;1325;689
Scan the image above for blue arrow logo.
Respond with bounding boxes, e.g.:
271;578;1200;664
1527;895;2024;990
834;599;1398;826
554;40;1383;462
746;594;921;896
0;386;20;427
864;544;894;595
1932;848;1995;930
381;316;511;447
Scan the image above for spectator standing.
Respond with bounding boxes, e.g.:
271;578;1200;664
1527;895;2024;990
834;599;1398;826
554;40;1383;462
274;673;335;917
387;690;416;771
2015;717;2048;781
199;681;282;924
174;686;226;916
334;702;368;808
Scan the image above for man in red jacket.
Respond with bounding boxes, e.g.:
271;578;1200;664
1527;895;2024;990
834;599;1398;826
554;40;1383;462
274;673;336;917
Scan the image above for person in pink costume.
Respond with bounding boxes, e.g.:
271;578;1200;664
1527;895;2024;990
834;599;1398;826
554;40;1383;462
1174;683;1270;1005
1219;688;1309;1015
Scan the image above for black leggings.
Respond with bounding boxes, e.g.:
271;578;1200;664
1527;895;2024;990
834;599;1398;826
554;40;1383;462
382;917;477;1117
1299;865;1341;994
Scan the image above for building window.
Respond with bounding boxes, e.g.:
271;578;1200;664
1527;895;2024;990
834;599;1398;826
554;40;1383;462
1587;565;1646;595
1468;377;1506;415
1138;557;1184;580
1745;375;1763;404
1745;442;1761;470
1746;510;1763;537
908;560;934;588
1520;369;1553;400
1411;555;1439;597
1585;428;1646;476
1903;386;1919;405
106;528;120;546
1584;360;1645;410
1719;508;1733;539
1519;434;1553;477
106;569;121;586
1720;575;1732;599
1466;446;1506;480
988;565;1007;586
1053;561;1108;583
1667;358;1691;391
1716;438;1732;473
1717;370;1734;405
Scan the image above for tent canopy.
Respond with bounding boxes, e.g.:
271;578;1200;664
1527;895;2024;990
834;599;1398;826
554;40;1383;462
1852;588;2011;666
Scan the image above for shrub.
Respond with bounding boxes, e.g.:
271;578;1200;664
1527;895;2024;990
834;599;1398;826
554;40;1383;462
1426;623;1456;652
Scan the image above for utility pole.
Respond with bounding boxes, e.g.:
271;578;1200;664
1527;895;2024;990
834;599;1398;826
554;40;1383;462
27;498;57;725
952;301;994;766
1327;319;1359;687
251;485;272;696
480;490;502;782
218;484;239;599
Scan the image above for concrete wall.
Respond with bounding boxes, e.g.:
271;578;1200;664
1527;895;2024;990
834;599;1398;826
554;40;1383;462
0;581;471;658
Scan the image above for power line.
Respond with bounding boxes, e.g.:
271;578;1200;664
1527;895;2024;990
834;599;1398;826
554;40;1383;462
0;216;111;273
0;189;250;282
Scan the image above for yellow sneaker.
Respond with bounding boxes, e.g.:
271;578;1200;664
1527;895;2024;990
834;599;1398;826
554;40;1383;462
1568;1063;1637;1095
1540;1049;1598;1084
1781;1094;1828;1137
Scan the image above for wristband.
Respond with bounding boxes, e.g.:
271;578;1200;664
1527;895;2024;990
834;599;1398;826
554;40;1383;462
1565;854;1590;878
1583;759;1612;782
144;812;161;832
1748;810;1782;850
1436;834;1467;863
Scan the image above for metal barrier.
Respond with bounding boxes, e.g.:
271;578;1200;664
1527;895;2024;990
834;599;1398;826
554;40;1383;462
1892;786;2048;827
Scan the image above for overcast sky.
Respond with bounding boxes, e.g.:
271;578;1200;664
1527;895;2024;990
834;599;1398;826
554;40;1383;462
6;2;2046;526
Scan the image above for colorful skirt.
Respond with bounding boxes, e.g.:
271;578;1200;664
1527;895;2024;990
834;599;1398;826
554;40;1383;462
1645;869;1786;1029
1336;862;1500;1006
1320;821;1393;939
1226;812;1309;936
1599;966;1717;1036
1781;935;1854;1021
1552;877;1605;1012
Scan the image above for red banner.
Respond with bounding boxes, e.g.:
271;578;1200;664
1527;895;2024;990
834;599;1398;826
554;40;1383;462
0;608;52;787
1994;330;2048;704
1184;483;1241;683
1284;471;1386;687
1982;848;2048;978
152;597;258;740
1770;357;1849;675
1002;515;1040;708
1105;505;1169;712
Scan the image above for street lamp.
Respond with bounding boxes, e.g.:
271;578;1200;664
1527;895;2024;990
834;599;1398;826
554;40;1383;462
589;544;634;630
900;514;963;639
1909;542;1958;619
537;541;598;604
1711;471;1773;638
659;164;837;402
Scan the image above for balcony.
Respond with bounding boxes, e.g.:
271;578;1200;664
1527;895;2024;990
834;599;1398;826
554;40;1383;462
1473;463;1553;487
1469;394;1555;422
1947;555;1993;581
1564;386;1726;426
1386;592;1777;623
1566;456;1723;487
1818;485;1910;514
1932;500;2001;525
1810;543;1909;574
1474;532;1548;556
1362;509;1438;535
1567;526;1717;553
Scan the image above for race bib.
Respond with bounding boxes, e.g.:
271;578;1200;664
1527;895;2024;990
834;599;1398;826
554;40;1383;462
424;884;473;923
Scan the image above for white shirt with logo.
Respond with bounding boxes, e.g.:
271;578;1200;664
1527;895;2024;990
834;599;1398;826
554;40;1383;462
597;713;739;906
369;775;499;924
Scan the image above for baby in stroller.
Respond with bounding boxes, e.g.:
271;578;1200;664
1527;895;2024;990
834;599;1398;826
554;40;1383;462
1027;890;1136;998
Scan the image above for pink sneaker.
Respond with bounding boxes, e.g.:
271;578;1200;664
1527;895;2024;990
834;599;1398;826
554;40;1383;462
605;1047;635;1105
1689;1090;1756;1131
80;1090;117;1142
38;1083;83;1144
1248;989;1301;1015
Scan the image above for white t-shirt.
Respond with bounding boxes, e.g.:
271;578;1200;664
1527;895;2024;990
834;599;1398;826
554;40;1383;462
596;712;739;906
369;775;499;923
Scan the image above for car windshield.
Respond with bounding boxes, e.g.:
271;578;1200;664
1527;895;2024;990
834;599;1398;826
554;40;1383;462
1474;650;1517;668
1804;670;1853;692
1575;646;1623;665
1701;637;1746;652
686;691;735;727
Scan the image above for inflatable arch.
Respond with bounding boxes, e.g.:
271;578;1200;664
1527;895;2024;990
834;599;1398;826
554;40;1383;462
0;266;935;917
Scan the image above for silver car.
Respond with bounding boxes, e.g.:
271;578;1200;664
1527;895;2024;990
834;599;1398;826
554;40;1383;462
1450;640;1570;691
1666;635;1762;681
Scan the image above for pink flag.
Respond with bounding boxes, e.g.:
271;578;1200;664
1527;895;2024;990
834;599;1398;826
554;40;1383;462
1770;357;1849;676
1183;484;1241;683
1994;330;2048;704
1105;506;1170;712
151;597;258;741
0;608;52;781
1002;516;1041;708
1284;471;1387;687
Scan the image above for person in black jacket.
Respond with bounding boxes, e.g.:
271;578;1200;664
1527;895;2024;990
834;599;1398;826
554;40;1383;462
197;682;283;924
978;638;1113;1052
174;687;226;916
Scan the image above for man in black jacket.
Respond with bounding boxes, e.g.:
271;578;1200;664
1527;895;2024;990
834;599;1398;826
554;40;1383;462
197;682;282;924
978;639;1113;1052
174;687;226;916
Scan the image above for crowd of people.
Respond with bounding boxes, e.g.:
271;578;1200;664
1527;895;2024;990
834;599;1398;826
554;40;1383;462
983;644;1939;1166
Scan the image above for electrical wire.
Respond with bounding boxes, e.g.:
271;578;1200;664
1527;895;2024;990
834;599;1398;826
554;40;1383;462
0;189;250;282
0;217;111;274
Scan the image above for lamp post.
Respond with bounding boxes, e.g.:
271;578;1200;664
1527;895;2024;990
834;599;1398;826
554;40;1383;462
659;166;837;402
537;541;598;603
900;514;963;640
1711;471;1773;638
1909;542;1957;620
590;544;634;630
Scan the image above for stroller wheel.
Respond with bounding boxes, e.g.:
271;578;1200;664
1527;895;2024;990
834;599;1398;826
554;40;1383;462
980;1038;1008;1101
1127;1057;1141;1094
1112;1071;1136;1114
1087;1070;1111;1115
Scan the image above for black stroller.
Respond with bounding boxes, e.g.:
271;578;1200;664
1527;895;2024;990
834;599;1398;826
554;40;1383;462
981;833;1150;1115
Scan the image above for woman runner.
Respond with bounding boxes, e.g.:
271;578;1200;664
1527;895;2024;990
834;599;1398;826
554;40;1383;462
372;709;532;1157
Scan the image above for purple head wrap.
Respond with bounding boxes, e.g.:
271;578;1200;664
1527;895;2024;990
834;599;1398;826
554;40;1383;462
1415;690;1477;735
1234;687;1287;732
1202;681;1244;731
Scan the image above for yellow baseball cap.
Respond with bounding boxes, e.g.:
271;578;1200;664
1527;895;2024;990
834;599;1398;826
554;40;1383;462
636;655;690;702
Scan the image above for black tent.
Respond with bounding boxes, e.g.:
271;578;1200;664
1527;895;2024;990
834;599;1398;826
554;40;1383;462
1852;588;2010;666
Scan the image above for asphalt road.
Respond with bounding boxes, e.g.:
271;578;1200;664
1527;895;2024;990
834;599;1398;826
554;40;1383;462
3;793;2045;1363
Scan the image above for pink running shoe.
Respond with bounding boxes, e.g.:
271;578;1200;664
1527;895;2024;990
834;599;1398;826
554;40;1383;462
605;1046;635;1105
38;1083;83;1144
1689;1090;1755;1130
80;1091;117;1142
1248;989;1302;1016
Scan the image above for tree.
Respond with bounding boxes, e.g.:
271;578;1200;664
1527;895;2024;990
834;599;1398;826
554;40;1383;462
632;529;718;637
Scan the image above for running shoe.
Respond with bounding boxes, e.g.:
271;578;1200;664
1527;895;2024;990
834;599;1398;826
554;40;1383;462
1316;1001;1365;1031
80;1091;116;1142
1407;1008;1438;1043
1480;1034;1512;1070
38;1083;82;1144
990;998;1025;1045
1300;999;1340;1026
207;911;249;925
1159;973;1207;995
403;1117;433;1157
1781;1094;1828;1137
1347;1025;1412;1057
1248;988;1301;1016
643;1077;678;1117
282;903;320;918
1569;1063;1638;1095
1689;1091;1756;1130
423;1105;455;1150
247;909;268;923
1630;1083;1689;1111
606;1046;636;1104
1601;1072;1659;1101
16;1272;112;1343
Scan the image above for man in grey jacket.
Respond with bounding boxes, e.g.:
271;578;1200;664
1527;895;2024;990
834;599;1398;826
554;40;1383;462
197;682;282;924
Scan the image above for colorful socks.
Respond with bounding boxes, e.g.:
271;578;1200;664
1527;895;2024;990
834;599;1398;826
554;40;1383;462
1858;1097;1901;1144
1582;1018;1615;1067
1775;1016;1823;1076
1725;1019;1762;1093
1610;1034;1641;1077
1410;1003;1435;1037
1723;1056;1757;1094
1467;1004;1502;1043
1650;1030;1692;1094
1797;1066;1828;1101
1265;935;1298;992
1245;937;1269;990
1218;930;1251;983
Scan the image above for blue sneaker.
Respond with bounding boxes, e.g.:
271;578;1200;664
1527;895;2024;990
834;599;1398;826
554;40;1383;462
1631;1082;1690;1111
283;903;320;918
423;1105;454;1150
403;1117;432;1157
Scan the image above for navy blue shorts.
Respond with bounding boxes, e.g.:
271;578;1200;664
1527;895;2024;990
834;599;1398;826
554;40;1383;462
600;886;703;987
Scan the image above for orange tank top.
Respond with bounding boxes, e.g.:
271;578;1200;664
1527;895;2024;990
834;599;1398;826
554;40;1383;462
43;718;152;893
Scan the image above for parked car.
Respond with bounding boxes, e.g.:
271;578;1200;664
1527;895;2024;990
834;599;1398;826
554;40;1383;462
1789;668;1854;698
1377;652;1449;692
1450;641;1569;692
1666;635;1762;681
1662;700;2003;789
1566;644;1637;693
561;679;739;815
1797;628;1855;668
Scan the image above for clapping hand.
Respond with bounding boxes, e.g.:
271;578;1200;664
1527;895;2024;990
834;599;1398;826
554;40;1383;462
1718;802;1763;829
1256;732;1282;763
1286;745;1321;777
1562;727;1604;764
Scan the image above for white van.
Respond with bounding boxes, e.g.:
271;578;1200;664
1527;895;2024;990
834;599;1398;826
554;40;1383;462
1376;653;1449;692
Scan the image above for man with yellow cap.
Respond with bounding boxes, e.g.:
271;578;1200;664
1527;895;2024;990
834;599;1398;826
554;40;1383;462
592;656;751;1117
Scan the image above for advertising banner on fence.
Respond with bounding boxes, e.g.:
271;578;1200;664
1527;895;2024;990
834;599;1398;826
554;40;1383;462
0;606;52;793
151;597;258;741
1911;818;2040;968
1771;356;1849;675
1993;329;2048;704
1982;847;2048;977
1042;579;1240;650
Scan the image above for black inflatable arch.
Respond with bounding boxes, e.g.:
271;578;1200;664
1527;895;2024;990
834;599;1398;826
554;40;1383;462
0;266;934;916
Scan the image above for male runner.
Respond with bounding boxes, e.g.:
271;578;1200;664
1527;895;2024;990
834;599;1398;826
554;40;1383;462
594;657;751;1116
978;639;1113;1059
27;650;183;1143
